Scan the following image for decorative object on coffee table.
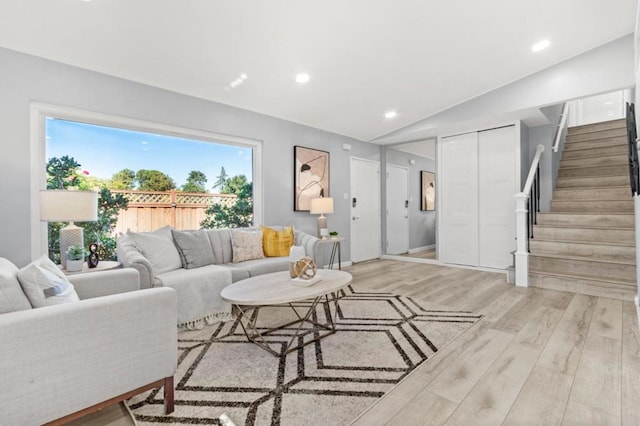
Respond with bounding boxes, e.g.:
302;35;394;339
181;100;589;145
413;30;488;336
65;245;84;272
88;242;100;268
290;257;317;280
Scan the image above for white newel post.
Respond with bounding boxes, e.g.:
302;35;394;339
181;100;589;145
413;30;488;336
514;192;529;287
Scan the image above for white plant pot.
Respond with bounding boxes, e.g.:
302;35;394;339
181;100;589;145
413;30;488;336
66;259;84;272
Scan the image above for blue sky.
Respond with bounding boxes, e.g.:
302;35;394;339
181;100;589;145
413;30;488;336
45;118;253;188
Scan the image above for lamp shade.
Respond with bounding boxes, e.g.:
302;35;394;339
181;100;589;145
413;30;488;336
40;190;99;222
310;197;334;215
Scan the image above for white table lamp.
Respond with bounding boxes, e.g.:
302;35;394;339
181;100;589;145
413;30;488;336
40;190;99;265
310;197;334;239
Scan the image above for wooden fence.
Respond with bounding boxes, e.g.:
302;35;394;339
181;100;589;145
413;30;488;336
112;190;237;234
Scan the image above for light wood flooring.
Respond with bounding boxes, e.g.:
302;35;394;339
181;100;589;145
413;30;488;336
348;259;640;425
401;248;437;260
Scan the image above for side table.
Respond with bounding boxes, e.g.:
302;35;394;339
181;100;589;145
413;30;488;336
62;260;122;276
317;237;346;270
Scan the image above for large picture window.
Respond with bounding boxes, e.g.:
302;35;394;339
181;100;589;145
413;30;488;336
31;104;262;262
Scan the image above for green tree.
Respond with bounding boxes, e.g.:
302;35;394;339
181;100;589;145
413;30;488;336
46;156;80;189
212;166;228;191
201;176;253;229
221;174;248;194
182;170;208;193
136;169;176;191
110;169;136;190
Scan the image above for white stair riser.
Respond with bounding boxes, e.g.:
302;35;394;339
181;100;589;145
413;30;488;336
567;119;626;136
551;200;633;213
560;155;627;169
533;225;635;243
537;213;634;227
555;176;628;188
552;187;630;201
529;240;635;262
530;256;636;282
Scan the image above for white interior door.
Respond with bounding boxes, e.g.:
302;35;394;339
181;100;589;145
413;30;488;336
386;164;409;254
478;126;517;268
439;132;479;266
350;157;381;263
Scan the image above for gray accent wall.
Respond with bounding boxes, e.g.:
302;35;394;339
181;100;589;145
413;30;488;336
383;148;436;251
0;47;380;267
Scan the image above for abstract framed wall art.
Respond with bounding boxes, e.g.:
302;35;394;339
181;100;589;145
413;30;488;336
421;171;435;211
294;146;330;211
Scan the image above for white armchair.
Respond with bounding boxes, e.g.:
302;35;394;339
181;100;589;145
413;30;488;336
0;261;178;425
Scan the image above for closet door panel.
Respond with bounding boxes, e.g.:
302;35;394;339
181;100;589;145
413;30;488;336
478;126;517;269
439;132;479;266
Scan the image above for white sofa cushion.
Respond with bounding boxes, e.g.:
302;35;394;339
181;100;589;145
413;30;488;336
230;229;264;263
128;225;182;275
17;256;80;308
0;258;32;313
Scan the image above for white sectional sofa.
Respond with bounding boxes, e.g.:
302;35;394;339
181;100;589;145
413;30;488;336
117;226;319;328
0;257;177;425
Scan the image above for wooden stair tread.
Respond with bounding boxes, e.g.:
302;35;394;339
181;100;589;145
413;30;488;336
531;237;635;247
538;211;633;215
554;185;629;191
528;270;636;286
533;224;634;231
529;253;635;266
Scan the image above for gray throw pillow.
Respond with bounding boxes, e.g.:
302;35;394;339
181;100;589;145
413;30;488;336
128;226;183;274
172;229;215;269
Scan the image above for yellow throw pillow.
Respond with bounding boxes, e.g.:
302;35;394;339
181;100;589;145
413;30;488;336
262;225;294;257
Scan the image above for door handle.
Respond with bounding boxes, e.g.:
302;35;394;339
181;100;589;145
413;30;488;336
352;216;360;220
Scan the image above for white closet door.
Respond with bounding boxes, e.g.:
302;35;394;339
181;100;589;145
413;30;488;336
478;126;517;268
439;132;479;266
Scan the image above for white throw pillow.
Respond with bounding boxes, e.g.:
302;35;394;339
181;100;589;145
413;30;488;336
230;229;265;263
128;225;183;274
17;255;80;308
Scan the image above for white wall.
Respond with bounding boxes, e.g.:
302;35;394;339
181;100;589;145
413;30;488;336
0;47;380;266
375;34;635;145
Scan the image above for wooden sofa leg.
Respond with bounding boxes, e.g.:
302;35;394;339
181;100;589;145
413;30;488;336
164;376;175;414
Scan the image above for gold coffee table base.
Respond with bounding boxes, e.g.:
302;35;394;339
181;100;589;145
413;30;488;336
233;293;340;357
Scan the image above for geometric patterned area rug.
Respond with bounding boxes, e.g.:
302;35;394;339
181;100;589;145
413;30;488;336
128;285;480;426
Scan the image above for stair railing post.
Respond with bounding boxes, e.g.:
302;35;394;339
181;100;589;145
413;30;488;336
514;192;529;287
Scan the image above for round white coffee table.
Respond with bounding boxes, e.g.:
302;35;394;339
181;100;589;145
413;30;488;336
221;269;352;356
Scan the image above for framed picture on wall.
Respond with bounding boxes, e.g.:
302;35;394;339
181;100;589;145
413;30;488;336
294;146;330;211
421;171;435;211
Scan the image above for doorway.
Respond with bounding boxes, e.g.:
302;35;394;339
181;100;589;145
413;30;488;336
386;164;409;254
350;157;381;263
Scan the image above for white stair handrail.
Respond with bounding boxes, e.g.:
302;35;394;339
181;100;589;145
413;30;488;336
553;102;569;153
514;144;545;287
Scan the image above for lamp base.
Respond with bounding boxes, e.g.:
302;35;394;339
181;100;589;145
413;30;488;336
317;215;328;239
60;222;84;266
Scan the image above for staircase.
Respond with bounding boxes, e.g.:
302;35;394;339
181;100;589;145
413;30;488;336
528;118;636;301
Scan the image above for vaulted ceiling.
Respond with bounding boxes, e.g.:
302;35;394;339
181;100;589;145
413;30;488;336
0;0;636;141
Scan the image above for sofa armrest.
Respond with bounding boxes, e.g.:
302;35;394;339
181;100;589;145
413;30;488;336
117;235;154;289
0;287;177;425
295;230;320;264
68;268;140;300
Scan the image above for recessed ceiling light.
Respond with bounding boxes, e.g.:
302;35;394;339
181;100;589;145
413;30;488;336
295;73;310;84
240;74;248;80
384;111;397;119
531;39;550;52
604;101;614;105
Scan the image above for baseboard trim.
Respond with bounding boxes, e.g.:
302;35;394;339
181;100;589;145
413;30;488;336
323;261;353;269
381;255;508;275
407;245;435;254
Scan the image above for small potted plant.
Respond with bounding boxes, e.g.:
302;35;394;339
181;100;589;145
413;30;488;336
66;245;85;272
329;231;339;239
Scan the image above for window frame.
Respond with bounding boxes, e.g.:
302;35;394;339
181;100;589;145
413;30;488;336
30;102;263;260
